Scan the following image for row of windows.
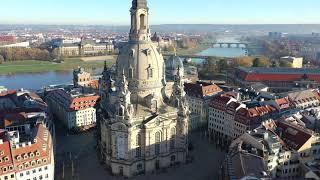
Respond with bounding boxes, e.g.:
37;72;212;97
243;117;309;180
0;167;48;180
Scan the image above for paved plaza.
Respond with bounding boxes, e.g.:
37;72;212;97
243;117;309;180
55;125;226;180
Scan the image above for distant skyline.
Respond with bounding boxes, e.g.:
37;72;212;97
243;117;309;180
1;0;320;25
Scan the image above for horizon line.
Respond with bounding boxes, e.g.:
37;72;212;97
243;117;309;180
1;23;320;26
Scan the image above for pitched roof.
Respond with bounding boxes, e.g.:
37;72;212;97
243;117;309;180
184;81;222;99
11;123;52;172
287;90;320;103
276;120;313;151
236;67;320;82
0;131;14;176
235;105;276;125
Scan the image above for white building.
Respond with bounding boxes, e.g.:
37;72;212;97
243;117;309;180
184;82;222;131
0;42;30;48
287;89;320;109
280;56;304;68
45;88;99;130
0;113;54;180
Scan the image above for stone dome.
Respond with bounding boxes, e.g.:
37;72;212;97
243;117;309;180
166;55;184;71
165;55;184;80
116;41;165;101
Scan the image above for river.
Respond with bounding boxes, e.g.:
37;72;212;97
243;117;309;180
0;69;103;90
192;36;248;63
0;37;246;90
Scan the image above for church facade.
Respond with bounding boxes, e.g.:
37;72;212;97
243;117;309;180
98;0;189;177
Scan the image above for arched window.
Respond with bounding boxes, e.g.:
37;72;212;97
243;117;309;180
136;134;142;158
147;64;153;79
155;132;161;155
140;14;146;30
136;134;141;146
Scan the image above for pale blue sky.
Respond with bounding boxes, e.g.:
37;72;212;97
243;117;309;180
0;0;319;25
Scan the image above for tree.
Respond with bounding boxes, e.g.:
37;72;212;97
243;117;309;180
0;55;4;64
234;56;253;67
217;59;228;72
252;57;271;67
279;60;293;68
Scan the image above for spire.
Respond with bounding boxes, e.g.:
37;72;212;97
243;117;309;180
132;0;148;10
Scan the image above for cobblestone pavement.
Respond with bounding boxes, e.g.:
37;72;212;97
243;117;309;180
55;126;226;180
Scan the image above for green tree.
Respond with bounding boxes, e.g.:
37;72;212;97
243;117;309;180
235;56;253;67
252;57;271;67
279;60;293;68
0;55;4;64
217;59;228;72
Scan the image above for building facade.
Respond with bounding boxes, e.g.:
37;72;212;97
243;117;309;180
57;41;114;57
98;0;189;177
45;88;99;130
280;56;304;68
0;91;55;180
228;67;320;92
184;82;222;131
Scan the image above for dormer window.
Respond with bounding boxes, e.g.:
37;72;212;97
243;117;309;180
23;154;28;159
16;155;22;161
4;156;9;162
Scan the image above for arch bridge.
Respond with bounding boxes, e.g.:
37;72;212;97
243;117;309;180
202;42;248;48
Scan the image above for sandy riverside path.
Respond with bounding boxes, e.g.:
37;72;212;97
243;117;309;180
80;55;118;62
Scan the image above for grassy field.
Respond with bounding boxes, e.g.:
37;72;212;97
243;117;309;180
0;57;116;75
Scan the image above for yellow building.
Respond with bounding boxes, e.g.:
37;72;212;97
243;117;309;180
280;56;304;68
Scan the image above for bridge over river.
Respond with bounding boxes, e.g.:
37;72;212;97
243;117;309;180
201;42;249;48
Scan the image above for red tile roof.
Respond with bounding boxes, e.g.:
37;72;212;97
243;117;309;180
236;67;320;83
275;97;291;110
0;90;17;98
0;131;14;176
71;96;99;111
47;89;99;111
235;105;276;125
89;80;99;89
185;82;222;98
12;123;52;172
276;120;313;151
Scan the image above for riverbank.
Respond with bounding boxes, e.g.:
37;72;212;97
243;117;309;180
163;44;210;56
0;57;116;75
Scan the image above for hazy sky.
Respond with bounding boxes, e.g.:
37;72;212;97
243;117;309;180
1;0;319;25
